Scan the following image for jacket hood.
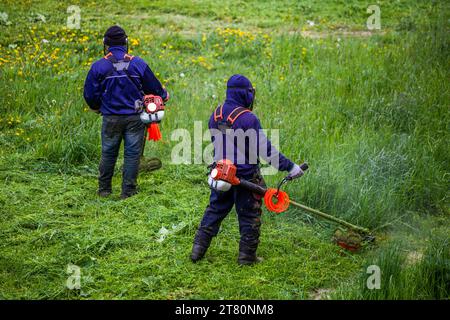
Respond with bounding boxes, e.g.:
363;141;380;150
225;74;254;109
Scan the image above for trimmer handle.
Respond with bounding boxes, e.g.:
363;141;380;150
238;163;309;196
239;179;267;196
285;162;309;181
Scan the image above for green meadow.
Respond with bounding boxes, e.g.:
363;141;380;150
0;0;448;299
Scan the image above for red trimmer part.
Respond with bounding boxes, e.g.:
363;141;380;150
147;123;162;141
210;159;241;185
336;241;359;252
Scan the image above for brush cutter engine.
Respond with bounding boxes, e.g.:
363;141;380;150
140;94;165;124
208;159;240;192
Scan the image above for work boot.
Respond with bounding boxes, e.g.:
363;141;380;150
237;252;263;266
190;244;209;263
120;190;138;200
97;190;111;198
238;237;261;265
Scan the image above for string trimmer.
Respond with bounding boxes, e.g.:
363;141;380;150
210;159;375;251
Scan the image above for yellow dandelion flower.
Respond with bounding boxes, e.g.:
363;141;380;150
130;38;140;46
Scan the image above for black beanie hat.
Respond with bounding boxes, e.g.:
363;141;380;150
103;25;127;46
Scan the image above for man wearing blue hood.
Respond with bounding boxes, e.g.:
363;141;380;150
83;26;168;199
191;74;304;265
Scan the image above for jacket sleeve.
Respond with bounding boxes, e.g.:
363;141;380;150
83;65;102;110
141;63;169;101
249;115;294;172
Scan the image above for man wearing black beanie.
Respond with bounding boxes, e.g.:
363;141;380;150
84;25;169;199
103;25;128;48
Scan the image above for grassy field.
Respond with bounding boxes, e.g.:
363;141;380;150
0;0;449;299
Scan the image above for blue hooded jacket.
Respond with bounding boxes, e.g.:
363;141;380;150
83;46;168;115
209;75;294;178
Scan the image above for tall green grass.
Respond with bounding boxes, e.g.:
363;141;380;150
333;231;449;299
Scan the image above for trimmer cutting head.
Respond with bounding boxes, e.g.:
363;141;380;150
333;228;376;251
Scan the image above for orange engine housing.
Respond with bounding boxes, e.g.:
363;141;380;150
143;94;165;113
210;159;240;185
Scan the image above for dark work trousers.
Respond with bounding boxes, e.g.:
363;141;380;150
194;171;266;256
98;114;145;196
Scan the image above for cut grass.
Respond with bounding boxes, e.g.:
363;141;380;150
0;157;362;299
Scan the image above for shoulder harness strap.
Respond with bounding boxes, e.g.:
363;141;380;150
214;104;224;122
103;52;114;60
227;107;250;125
101;53;142;95
123;53;134;61
213;105;251;130
104;52;134;62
